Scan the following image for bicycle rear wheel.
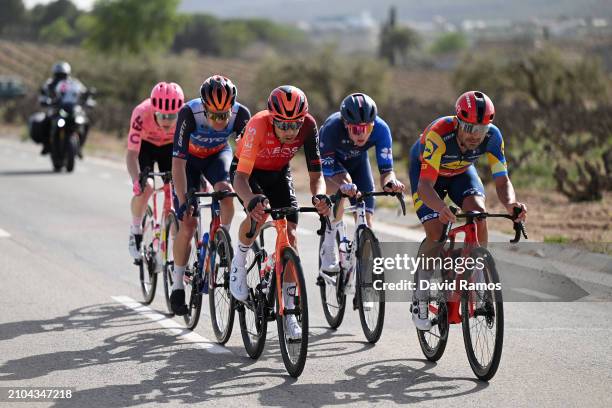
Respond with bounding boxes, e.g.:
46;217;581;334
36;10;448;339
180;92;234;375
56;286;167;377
238;242;269;358
162;212;178;314
317;232;346;329
356;227;385;343
414;239;449;361
276;247;309;378
209;226;236;344
183;233;202;329
139;206;157;305
461;247;504;381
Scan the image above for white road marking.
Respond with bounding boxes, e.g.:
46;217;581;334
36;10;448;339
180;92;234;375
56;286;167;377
99;172;112;180
0;228;11;238
511;288;561;300
111;295;231;355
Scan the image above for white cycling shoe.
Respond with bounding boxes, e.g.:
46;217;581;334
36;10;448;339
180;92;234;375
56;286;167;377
320;244;339;272
285;314;302;340
411;300;432;331
230;257;248;301
128;232;142;260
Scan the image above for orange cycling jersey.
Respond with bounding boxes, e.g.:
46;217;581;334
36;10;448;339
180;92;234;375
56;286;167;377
235;110;322;174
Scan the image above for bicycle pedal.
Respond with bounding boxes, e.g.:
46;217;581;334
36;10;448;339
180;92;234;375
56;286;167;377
133;259;142;266
352;296;358;310
316;276;325;287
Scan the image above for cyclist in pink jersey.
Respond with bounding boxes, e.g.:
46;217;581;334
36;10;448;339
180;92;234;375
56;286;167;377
126;82;184;260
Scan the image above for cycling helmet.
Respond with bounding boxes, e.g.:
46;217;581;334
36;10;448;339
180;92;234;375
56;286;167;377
151;82;184;114
455;91;495;125
267;85;308;121
200;75;237;112
340;93;377;124
52;61;71;80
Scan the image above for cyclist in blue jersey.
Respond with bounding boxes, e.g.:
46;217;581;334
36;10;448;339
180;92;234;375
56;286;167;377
170;75;251;316
319;93;405;272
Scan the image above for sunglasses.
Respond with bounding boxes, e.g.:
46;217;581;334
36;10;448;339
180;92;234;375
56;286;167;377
458;119;490;135
273;119;304;131
205;110;231;121
346;122;374;136
154;112;178;121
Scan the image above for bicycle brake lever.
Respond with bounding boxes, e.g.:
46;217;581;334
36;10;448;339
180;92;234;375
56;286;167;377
246;217;258;239
396;193;406;216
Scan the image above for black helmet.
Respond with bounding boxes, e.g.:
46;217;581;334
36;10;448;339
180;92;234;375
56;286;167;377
52;61;71;79
340;93;377;124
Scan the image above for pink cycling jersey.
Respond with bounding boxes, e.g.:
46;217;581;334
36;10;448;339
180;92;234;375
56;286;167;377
127;99;174;151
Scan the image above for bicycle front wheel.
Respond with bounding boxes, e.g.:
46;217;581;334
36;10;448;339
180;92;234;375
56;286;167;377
356;227;385;343
183;233;202;329
276;247;309;378
139;206;157;305
461;247;504;381
317;232;346;329
162;211;178;314
238;241;268;358
209;226;236;344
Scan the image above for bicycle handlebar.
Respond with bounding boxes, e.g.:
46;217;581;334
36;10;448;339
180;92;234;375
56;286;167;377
246;206;331;239
138;167;172;190
438;206;528;243
331;185;406;218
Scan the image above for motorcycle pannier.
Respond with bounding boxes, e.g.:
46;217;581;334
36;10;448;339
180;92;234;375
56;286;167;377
28;112;49;144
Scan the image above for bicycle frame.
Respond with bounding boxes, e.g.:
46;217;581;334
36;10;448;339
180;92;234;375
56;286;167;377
142;170;173;263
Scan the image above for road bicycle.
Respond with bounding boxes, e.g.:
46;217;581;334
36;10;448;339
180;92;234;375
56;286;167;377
317;188;405;343
163;188;237;338
413;206;527;381
237;204;328;377
136;168;173;305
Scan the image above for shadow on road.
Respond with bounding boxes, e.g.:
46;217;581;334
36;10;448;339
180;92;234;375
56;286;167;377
0;169;57;176
0;302;488;407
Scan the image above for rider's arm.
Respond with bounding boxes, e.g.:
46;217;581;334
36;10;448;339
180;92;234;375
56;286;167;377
373;118;396;188
234;118;262;204
126;105;144;182
302;119;325;195
485;127;523;214
232;104;252;137
416;131;447;211
172;105;196;206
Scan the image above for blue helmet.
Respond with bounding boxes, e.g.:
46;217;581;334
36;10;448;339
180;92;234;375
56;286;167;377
340;93;377;124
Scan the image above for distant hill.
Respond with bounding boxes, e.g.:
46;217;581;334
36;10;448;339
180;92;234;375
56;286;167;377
179;0;612;24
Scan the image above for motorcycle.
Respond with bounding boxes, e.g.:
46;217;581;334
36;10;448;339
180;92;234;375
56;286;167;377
40;79;96;173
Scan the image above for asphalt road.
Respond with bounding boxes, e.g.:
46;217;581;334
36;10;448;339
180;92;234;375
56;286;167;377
1;137;610;407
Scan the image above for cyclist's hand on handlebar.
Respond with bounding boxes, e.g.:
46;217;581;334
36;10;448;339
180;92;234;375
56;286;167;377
176;202;196;222
247;195;269;224
132;179;143;196
438;205;457;224
506;202;527;222
384;179;405;193
339;183;358;197
312;194;332;217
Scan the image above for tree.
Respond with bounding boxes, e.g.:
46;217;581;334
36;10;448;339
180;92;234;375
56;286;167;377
31;0;80;33
84;0;180;54
39;17;74;44
430;32;468;54
379;6;420;66
0;0;26;36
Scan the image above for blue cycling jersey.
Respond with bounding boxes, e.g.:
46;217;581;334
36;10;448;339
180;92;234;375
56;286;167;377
319;112;394;177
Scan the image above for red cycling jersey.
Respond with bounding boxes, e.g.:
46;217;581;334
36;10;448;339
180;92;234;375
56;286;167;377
235;110;321;174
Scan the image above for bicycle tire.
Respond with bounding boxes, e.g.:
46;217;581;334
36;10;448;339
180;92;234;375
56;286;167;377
356;227;385;343
238;241;269;358
183;233;202;329
209;226;236;344
139;205;157;305
414;239;449;361
318;232;346;329
162;211;178;314
461;246;504;381
276;246;309;378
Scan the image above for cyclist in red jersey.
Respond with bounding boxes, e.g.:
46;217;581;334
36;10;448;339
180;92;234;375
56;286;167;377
126;82;184;261
229;85;331;339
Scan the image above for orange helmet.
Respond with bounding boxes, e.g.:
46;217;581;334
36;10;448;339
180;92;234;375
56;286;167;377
200;75;237;112
267;85;308;121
